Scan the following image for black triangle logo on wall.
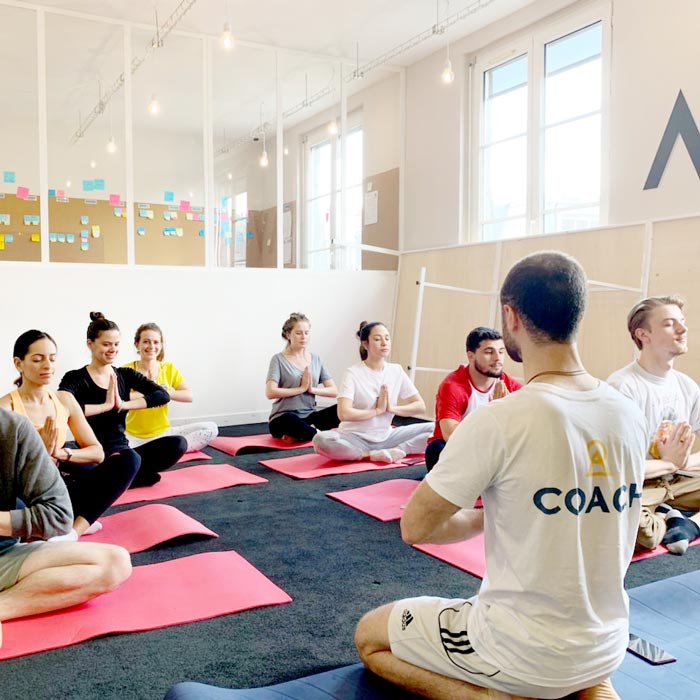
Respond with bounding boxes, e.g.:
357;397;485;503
644;90;700;190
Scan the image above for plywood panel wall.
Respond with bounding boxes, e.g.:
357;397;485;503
394;223;661;410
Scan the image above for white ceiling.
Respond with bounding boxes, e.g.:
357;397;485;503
2;0;540;150
23;0;536;65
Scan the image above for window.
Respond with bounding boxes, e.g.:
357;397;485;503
303;114;363;270
474;12;606;241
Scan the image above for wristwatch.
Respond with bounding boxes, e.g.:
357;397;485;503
64;447;73;462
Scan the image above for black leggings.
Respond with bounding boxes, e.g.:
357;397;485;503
61;449;141;525
129;435;188;487
269;405;340;442
425;438;446;472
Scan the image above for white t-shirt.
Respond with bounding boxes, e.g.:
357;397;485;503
426;381;646;689
607;361;700;453
338;361;419;442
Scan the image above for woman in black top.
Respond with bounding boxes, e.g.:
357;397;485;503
59;312;187;487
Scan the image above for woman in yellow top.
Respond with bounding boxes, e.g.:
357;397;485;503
1;330;139;541
123;322;218;452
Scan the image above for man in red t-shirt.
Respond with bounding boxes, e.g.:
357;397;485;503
425;327;522;470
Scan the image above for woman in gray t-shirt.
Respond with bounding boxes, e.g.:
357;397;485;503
265;312;339;443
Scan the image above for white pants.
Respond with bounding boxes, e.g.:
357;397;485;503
127;421;218;452
313;422;433;461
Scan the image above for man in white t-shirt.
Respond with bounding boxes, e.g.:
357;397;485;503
354;251;646;700
607;295;700;555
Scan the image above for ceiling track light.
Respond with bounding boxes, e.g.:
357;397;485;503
69;0;198;143
344;0;494;84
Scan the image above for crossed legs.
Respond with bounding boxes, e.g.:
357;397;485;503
355;604;619;700
0;541;131;646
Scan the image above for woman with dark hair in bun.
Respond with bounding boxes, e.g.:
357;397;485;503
313;321;433;463
1;329;138;541
265;312;339;443
58;312;187;487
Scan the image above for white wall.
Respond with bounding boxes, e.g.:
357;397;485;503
0;264;396;425
402;0;579;252
608;0;700;223
401;0;700;250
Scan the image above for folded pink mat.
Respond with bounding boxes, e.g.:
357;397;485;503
260;452;410;480
0;550;292;660
326;479;420;521
210;434;312;455
114;463;267;506
83;503;217;553
177;450;212;463
415;533;700;579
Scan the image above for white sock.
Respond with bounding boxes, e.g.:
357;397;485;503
83;520;103;536
369;448;406;464
49;529;79;542
662;508;700;555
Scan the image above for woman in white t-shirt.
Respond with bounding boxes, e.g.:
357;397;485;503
313;321;433;463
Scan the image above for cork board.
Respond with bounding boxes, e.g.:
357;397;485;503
362;167;398;251
0;193;42;262
133;203;205;266
48;197;127;264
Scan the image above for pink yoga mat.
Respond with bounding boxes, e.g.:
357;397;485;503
83;503;217;553
415;533;700;579
0;551;292;660
210;434;312;455
260;452;410;480
327;479;420;521
113;464;267;506
177;450;212;464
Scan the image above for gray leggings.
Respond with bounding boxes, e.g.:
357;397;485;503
313;422;434;461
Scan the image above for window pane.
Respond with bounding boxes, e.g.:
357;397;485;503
307;195;331;251
345;129;363;186
546;23;601;76
545;58;601;125
309;141;331;198
481;135;527;221
484;84;528;143
543;114;600;210
308;249;331;271
484;56;528;143
482;218;527;242
544;207;599;234
485;54;527;98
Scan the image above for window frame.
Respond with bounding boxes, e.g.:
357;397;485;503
468;2;611;242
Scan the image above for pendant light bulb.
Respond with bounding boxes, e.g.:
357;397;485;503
441;57;455;84
328;119;339;135
259;149;269;168
106;136;117;154
221;21;234;50
90;159;97;169
148;94;160;115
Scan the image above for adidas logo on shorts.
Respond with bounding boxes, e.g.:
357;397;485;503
401;609;413;630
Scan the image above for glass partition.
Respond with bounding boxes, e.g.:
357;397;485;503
46;13;126;263
212;44;276;267
0;6;39;262
279;53;339;269
131;28;205;265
